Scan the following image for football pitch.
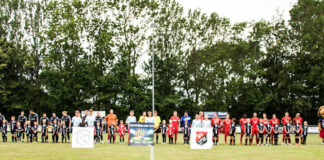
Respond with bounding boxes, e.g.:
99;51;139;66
0;134;323;160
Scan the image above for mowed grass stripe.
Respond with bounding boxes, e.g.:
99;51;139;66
0;134;323;160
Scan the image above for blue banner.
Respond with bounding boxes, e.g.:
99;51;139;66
128;123;154;146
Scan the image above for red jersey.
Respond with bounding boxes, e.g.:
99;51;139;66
212;117;221;125
281;116;292;125
167;124;174;136
170;116;180;128
293;117;303;125
250;117;259;128
222;118;232;129
260;118;269;125
118;124;126;135
269;118;279;126
199;116;204;121
240;118;248;129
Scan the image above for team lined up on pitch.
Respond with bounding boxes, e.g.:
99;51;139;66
1;109;323;145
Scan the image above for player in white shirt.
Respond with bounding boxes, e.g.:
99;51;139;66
145;111;155;124
191;114;202;128
86;109;96;127
72;110;82;128
126;110;137;126
202;115;211;128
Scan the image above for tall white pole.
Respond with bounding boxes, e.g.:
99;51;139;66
152;51;154;113
151;23;156;114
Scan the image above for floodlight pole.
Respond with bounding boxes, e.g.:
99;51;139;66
151;23;157;113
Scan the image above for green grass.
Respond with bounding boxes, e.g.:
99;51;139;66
0;133;323;160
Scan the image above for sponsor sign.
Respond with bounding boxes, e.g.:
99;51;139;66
190;127;213;149
128;123;154;146
72;127;94;148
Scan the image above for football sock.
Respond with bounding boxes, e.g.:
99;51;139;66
156;135;159;144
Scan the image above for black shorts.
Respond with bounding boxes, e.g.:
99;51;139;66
273;133;279;138
154;128;160;133
266;134;271;138
294;131;300;136
258;133;264;138
246;133;251;137
213;133;219;137
184;133;189;137
230;132;235;137
42;132;47;137
11;130;16;134
285;134;290;137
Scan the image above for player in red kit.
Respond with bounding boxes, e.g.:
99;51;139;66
281;112;292;145
167;119;174;144
239;113;248;145
117;120;126;144
269;114;279;144
250;112;259;145
293;113;303;125
212;113;221;126
222;114;232;145
261;113;269;127
199;111;204;121
170;111;180;144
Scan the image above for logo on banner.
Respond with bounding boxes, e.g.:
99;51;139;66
196;131;208;145
76;130;91;145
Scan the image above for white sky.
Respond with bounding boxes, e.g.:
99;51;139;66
176;0;297;23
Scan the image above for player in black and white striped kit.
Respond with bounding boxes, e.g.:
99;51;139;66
26;121;32;143
29;110;39;128
182;120;190;144
265;123;272;145
50;113;59;125
18;111;27;142
52;119;59;143
40;113;49;126
229;118;236;145
245;119;252;145
294;120;302;145
16;122;24;142
161;120;167;144
301;121;308;145
61;111;71;143
10;116;17;143
213;121;220;145
284;120;292;145
1;119;8;142
41;119;48;143
61;121;68;143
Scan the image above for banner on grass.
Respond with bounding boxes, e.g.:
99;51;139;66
72;127;94;148
190;127;213;149
128;123;154;146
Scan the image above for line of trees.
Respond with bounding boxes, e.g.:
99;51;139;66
0;0;323;123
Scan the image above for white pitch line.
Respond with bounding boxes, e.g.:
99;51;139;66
150;145;154;160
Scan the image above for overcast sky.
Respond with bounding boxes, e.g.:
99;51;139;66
176;0;297;23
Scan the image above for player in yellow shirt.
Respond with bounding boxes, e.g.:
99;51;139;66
153;111;161;144
138;112;146;123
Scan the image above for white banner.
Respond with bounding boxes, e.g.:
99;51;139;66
72;127;94;148
190;127;213;149
81;111;106;118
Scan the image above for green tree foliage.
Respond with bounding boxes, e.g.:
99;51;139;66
0;0;322;123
